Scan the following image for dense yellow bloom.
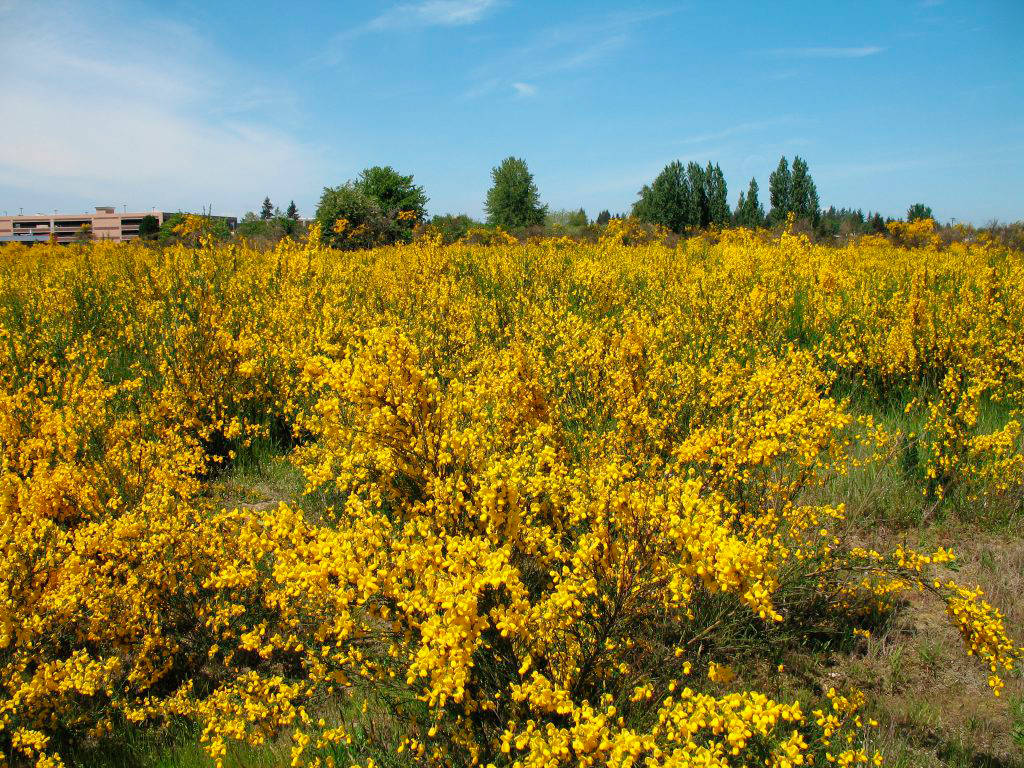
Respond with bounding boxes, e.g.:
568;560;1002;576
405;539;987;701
0;227;1021;766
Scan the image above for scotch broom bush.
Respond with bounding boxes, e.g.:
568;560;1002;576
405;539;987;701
0;219;1021;767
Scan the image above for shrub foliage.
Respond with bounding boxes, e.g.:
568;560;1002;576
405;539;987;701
1;222;1022;767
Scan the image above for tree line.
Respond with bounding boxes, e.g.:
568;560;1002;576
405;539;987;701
634;155;816;231
147;154;945;249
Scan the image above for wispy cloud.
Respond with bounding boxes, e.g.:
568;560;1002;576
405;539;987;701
768;45;885;59
511;82;537;97
0;2;322;215
368;0;500;30
679;117;802;146
463;9;672;99
316;0;500;65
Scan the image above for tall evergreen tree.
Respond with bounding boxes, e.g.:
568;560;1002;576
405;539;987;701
705;163;730;227
633;161;691;232
735;178;764;228
260;197;274;220
790;156;819;223
596;210;611;226
768;157;791;225
686;162;709;228
484;157;547;229
286;200;299;221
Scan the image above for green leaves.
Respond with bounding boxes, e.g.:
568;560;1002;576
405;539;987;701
633;160;730;232
484;157;547;229
315;166;428;249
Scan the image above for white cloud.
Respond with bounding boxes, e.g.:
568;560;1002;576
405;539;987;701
769;46;884;59
0;2;323;215
511;82;537;97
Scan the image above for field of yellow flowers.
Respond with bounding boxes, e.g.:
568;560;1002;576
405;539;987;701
1;220;1022;768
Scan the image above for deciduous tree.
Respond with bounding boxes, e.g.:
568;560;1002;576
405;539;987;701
315;184;393;249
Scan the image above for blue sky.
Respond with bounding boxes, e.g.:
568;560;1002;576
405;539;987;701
1;0;1021;223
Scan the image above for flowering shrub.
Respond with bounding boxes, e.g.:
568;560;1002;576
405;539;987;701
0;230;1021;766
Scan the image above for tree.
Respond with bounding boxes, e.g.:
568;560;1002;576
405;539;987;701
484;157;547;229
286;201;300;221
238;212;278;240
237;210;301;243
237;212;266;239
768;157;792;225
315;166;428;249
633;160;731;232
734;178;764;228
260;197;274;220
705;163;730;227
633;161;691;232
790;156;819;223
815;206;868;240
686;162;708;228
545;209;591;234
279;215;301;237
138;215;160;240
355;167;427;219
768;156;819;226
315;183;394;250
907;203;933;222
354;166;428;242
596;210;611;226
427;214;478;244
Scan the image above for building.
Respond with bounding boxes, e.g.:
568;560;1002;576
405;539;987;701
0;207;237;245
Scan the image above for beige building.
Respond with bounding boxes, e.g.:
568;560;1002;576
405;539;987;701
0;207;236;244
